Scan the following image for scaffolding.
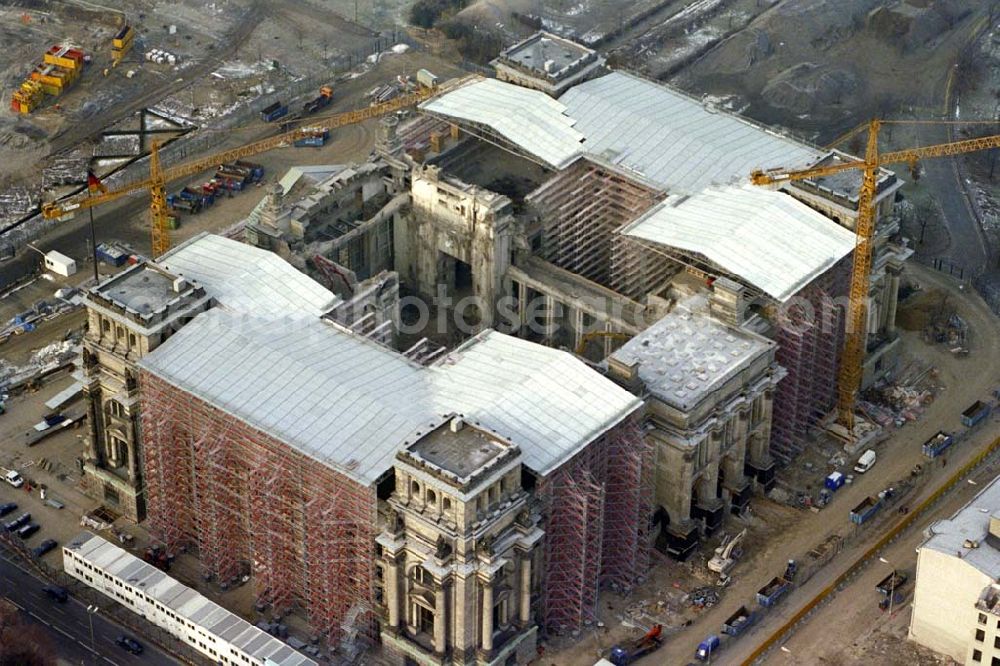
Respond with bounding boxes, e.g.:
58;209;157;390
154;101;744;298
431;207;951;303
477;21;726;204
528;159;657;289
770;259;850;461
538;416;653;634
139;372;377;640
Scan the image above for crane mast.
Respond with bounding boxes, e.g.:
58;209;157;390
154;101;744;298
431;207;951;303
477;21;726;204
752;120;1000;434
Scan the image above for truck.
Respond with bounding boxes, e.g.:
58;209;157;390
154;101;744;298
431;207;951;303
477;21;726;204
232;160;264;182
875;570;908;595
694;635;720;662
922;431;954;458
963;400;992;427
214;170;247;191
756;576;791;607
607;624;663;665
260;100;288;123
303;85;333;114
95;243;129;267
850;496;882;525
294;128;330;148
166;196;201;214
721;605;757;636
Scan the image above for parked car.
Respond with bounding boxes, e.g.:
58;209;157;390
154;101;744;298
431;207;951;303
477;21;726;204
4;470;23;488
32;539;57;557
42;585;67;602
0;502;17;517
4;512;30;532
115;636;143;655
16;522;39;539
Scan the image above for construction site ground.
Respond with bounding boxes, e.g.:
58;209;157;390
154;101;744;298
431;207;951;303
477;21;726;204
0;47;465;288
544;263;1000;666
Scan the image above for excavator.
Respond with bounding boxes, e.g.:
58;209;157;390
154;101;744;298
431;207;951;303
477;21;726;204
752;119;1000;437
708;527;747;576
40;85;437;258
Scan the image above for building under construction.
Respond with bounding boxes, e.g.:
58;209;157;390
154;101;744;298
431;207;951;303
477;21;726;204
117;233;651;663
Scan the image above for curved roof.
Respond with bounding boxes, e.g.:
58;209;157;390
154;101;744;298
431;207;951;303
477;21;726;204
619;184;856;302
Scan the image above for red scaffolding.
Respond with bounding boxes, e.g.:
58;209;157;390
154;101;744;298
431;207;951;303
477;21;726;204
538;416;653;634
139;372;376;640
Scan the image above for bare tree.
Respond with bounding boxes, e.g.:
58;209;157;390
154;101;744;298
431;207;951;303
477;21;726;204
0;600;56;665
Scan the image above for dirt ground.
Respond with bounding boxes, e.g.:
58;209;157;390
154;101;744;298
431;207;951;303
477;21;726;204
545;262;1000;666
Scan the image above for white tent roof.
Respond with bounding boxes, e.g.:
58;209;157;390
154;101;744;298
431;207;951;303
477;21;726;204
140;311;640;485
620;184;856;301
420;77;584;169
158;233;340;318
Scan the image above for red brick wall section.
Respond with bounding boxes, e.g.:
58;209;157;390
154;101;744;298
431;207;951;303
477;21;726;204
138;371;377;640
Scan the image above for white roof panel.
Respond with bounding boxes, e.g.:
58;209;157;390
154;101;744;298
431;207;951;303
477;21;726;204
559;71;822;193
421;78;584;169
158;233;340;318
620;184;856;302
140;314;640;484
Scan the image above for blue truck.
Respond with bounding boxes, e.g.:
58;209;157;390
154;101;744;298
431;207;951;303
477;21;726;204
850;496;882;525
294;128;329;148
695;635;720;662
260;101;288;123
607;625;663;665
963;401;991;428
756;576;791;607
721;605;757;636
922;431;954;458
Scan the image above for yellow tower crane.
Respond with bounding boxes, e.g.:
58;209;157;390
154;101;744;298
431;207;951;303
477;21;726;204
752;119;1000;434
42;87;437;257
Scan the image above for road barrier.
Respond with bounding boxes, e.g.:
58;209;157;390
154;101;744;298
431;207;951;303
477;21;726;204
742;433;1000;665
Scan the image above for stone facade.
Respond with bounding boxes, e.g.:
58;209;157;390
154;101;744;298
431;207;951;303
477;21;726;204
378;417;542;665
81;263;211;521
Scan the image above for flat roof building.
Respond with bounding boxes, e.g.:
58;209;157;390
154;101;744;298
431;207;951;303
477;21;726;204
491;31;606;96
910;474;1000;664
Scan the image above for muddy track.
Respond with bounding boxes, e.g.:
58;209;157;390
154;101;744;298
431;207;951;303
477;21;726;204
46;0;266;157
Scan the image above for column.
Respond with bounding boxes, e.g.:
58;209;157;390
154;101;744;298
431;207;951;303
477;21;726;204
886;269;901;336
434;582;447;654
481;576;494;652
385;555;401;630
518;282;528;335
83;387;100;462
519;555;531;625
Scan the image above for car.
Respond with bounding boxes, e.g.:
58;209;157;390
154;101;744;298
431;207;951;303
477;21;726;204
42;585;67;602
4;470;23;488
4;512;30;532
0;502;17;517
115;636;143;655
16;523;39;539
32;539;57;557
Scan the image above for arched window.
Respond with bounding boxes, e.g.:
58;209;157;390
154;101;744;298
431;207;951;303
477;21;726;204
411;480;421;497
442;497;452;512
426;489;437;506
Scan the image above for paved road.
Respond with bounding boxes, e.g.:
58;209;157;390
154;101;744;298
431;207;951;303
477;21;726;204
0;546;178;665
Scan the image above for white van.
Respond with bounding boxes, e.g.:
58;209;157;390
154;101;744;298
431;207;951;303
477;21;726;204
854;449;877;474
4;470;23;488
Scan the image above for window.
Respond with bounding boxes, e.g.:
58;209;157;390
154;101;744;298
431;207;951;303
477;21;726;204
976;628;985;641
991;656;1000;666
994;636;1000;650
981;613;989;625
972;649;981;662
411;480;420;497
442;497;452;512
427;489;437;506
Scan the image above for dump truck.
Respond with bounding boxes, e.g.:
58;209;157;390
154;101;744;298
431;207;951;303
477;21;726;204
303;85;333;114
922;431;954;458
260;101;288;123
721;606;757;637
607;624;663;665
963;400;991;427
294;128;329;148
756;576;790;607
850;496;882;525
876;570;908;595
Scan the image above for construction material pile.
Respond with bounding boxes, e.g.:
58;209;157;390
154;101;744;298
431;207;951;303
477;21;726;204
11;45;87;114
